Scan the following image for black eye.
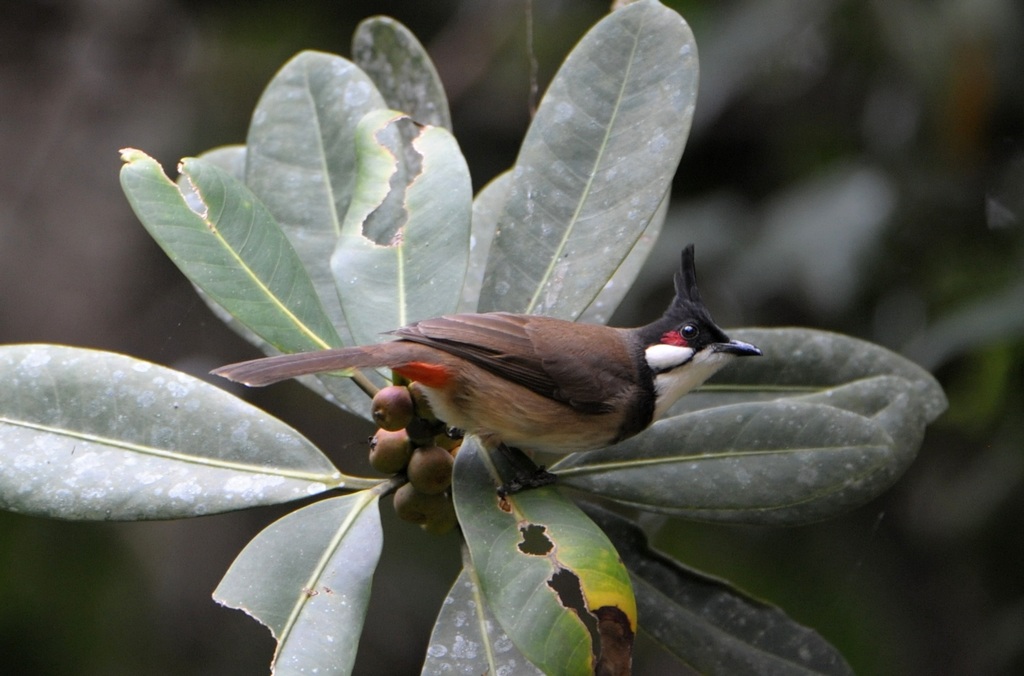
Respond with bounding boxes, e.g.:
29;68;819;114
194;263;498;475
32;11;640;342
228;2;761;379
681;324;698;340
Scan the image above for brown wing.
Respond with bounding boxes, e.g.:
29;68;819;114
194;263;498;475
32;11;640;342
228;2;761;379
392;313;638;415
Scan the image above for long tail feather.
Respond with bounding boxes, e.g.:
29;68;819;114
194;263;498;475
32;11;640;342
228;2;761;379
212;345;397;387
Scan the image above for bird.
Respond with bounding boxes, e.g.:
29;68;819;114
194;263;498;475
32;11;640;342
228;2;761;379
213;245;761;459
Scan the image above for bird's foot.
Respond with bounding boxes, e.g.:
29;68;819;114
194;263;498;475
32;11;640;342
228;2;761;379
496;444;558;498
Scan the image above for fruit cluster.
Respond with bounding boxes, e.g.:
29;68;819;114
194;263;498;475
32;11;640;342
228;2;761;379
368;383;460;534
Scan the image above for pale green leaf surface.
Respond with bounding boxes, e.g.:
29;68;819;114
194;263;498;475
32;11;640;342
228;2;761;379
577;186;670;325
553;328;947;524
453;438;636;676
245;50;385;335
0;345;345;520
190;144;246;179
479;0;698;319
176;145;267;353
214;492;382;676
352;17;452;130
332;110;471;346
682;328;948;421
459;170;511;312
582;504;854;675
119;149;343;355
242;51;391;412
174;145;373;417
422;558;543;676
555;400;893;524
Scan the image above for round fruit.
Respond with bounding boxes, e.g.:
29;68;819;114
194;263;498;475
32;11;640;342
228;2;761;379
393;483;448;524
407;445;454;495
368;428;413;474
371;385;414;431
421;497;457;535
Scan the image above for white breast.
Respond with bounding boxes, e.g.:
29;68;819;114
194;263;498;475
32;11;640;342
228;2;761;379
652;349;736;419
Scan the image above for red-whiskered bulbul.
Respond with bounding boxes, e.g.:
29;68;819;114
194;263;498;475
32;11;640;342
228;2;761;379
213;245;761;456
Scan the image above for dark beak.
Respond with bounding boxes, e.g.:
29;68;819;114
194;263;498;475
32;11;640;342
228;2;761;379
715;339;762;357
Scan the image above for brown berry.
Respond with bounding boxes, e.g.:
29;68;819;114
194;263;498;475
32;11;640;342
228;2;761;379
371;385;414;431
421;497;458;535
407;445;454;495
368;428;413;474
393;483;448;524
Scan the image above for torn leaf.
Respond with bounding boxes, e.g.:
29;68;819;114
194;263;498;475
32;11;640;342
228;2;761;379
453;437;636;676
119;148;344;356
331;111;472;347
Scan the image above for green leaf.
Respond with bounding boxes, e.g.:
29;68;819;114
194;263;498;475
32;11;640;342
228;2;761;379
332;110;472;346
673;328;948;421
190;143;247;179
352;17;452;130
119;148;343;356
176;145;266;351
242;51;391;414
0;345;355;521
459;170;511;312
422;555;543;676
172;145;374;418
244;51;385;339
553;328;947;524
577;186;670;325
478;0;698;319
214;492;382;676
582;504;854;675
452;438;636;676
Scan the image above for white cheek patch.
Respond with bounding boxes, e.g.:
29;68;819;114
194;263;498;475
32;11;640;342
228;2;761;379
645;344;694;372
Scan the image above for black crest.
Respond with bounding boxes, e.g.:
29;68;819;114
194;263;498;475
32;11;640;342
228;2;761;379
673;244;703;310
636;244;730;347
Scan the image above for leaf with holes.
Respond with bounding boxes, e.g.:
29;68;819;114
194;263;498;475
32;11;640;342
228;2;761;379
174;145;264;350
331;109;472;347
478;0;698;318
214;492;382;676
0;345;358;521
582;503;854;675
452;438;636;676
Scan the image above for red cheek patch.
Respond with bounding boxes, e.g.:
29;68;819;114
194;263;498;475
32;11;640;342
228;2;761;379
660;331;687;347
393;362;451;388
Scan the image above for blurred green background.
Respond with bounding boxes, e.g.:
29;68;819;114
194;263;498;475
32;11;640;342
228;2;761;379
1;0;1022;673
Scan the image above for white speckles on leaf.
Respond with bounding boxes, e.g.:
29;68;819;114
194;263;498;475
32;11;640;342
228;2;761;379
450;634;479;659
164;379;191;398
0;344;339;520
305;481;328;495
553;101;575;123
230;420;252;445
168;479;201;502
223;474;287;496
